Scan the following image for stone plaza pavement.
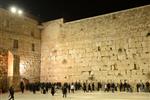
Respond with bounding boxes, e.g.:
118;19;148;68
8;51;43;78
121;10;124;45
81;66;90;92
1;91;150;100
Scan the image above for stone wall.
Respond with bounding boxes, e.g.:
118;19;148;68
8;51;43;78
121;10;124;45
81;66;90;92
41;19;63;82
41;5;150;84
0;48;8;91
0;8;41;82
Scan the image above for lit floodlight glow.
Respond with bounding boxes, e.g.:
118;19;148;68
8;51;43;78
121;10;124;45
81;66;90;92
18;9;23;15
10;6;17;13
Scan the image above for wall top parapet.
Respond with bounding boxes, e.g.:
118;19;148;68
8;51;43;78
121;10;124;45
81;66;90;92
64;4;150;25
42;18;64;27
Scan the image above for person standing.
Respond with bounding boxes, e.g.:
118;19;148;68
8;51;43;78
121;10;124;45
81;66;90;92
46;83;49;93
83;82;87;92
104;83;107;92
68;84;71;93
71;83;75;93
32;84;36;94
111;82;115;93
42;86;46;94
88;83;92;92
120;81;123;92
62;85;67;98
51;85;55;96
8;86;14;100
145;81;150;92
136;82;140;92
20;81;25;93
92;82;95;91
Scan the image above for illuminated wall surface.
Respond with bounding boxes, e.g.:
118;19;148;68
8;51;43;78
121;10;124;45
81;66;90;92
0;5;150;91
41;5;150;83
0;49;8;91
0;49;20;92
0;8;41;84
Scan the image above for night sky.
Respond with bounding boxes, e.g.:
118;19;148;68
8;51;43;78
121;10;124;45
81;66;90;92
0;0;150;22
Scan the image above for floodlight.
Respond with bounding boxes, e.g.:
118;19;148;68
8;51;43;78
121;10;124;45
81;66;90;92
18;9;23;15
10;6;17;14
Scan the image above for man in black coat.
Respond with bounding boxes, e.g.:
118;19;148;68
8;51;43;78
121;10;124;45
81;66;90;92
20;81;25;93
8;86;14;100
62;85;67;98
51;85;55;96
145;81;150;92
88;83;92;92
92;82;95;91
83;82;87;92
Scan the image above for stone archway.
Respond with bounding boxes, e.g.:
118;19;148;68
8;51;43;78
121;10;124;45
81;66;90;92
0;49;20;92
8;52;20;90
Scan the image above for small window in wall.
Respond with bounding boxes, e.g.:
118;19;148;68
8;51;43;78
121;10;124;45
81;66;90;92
32;43;35;51
13;40;18;49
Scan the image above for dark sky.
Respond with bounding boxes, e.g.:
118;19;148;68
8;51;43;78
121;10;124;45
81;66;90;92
0;0;150;22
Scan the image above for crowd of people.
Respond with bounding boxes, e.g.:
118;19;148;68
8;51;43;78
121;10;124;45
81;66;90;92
25;80;150;94
8;80;150;99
